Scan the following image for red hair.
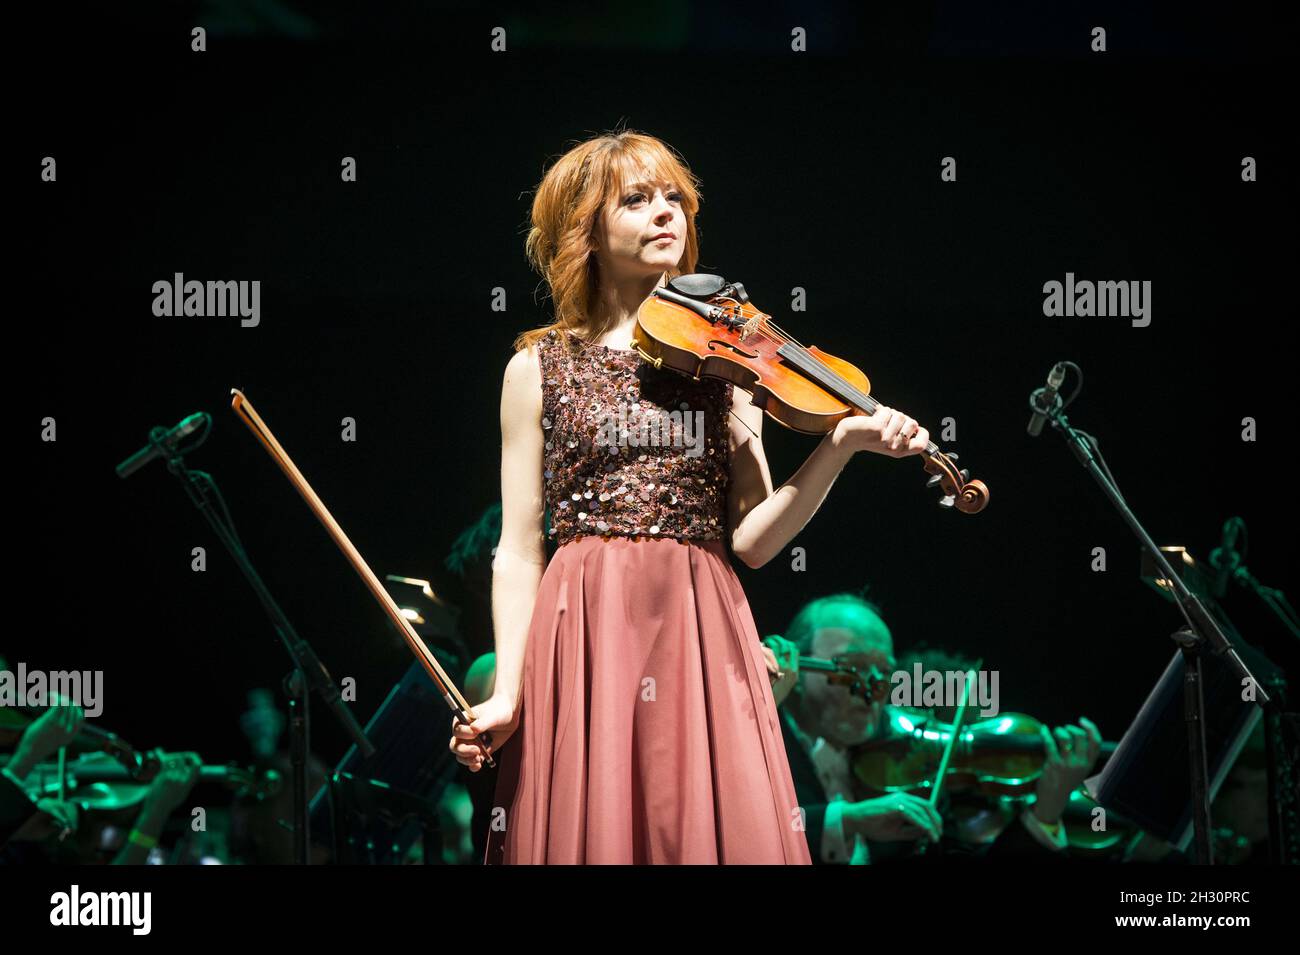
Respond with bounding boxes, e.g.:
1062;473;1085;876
515;129;703;352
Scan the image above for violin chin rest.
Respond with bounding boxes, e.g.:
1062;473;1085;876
667;273;727;299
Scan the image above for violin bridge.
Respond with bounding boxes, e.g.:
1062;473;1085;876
739;314;761;341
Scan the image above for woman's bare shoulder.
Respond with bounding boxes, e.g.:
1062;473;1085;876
504;344;541;379
500;345;543;416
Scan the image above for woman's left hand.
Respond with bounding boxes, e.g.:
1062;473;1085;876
831;405;929;459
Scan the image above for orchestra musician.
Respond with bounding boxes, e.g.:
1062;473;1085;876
764;593;1104;863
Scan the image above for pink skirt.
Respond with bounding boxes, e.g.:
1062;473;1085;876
484;535;812;864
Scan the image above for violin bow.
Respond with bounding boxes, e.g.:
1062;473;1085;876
230;389;495;767
926;659;982;809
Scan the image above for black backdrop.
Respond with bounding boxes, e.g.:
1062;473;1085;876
16;2;1294;771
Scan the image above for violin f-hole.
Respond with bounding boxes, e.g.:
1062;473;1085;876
707;339;758;359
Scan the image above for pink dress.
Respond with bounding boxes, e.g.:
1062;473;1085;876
484;330;812;864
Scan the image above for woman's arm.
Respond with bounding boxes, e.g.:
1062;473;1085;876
726;388;930;569
488;346;547;710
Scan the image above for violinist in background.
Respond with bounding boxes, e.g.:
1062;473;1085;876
764;593;1102;864
2;696;86;849
0;672;203;863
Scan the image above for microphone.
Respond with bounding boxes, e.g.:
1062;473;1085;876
1027;362;1068;438
1211;517;1243;599
116;412;209;479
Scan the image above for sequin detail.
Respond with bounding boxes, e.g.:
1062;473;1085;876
537;330;732;546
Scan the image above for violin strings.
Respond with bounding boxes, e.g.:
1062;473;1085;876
758;312;885;417
718;297;810;356
716;296;892;423
725;299;940;458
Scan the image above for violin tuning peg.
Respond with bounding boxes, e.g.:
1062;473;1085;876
960;469;971;482
927;474;943;488
938;495;955;508
947;452;959;461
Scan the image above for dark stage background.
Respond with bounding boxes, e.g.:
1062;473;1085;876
16;3;1294;774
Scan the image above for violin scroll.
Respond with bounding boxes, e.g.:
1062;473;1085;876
924;450;990;514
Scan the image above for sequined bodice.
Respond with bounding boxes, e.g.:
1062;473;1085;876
537;330;733;546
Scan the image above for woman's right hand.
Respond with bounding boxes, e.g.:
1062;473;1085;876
762;634;800;707
449;694;519;772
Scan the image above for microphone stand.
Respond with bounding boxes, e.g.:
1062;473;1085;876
1215;541;1300;862
149;428;374;864
1033;391;1276;864
1226;561;1300;643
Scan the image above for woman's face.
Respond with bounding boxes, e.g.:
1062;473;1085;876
594;171;685;282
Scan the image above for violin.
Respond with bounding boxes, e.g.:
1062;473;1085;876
633;273;989;513
4;705;278;819
20;751;280;865
851;707;1136;855
25;751;280;811
796;655;890;703
0;703;149;777
4;705;281;862
853;708;1058;797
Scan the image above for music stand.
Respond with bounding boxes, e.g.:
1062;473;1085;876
1086;637;1276;852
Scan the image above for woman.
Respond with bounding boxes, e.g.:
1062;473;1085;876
449;130;930;864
